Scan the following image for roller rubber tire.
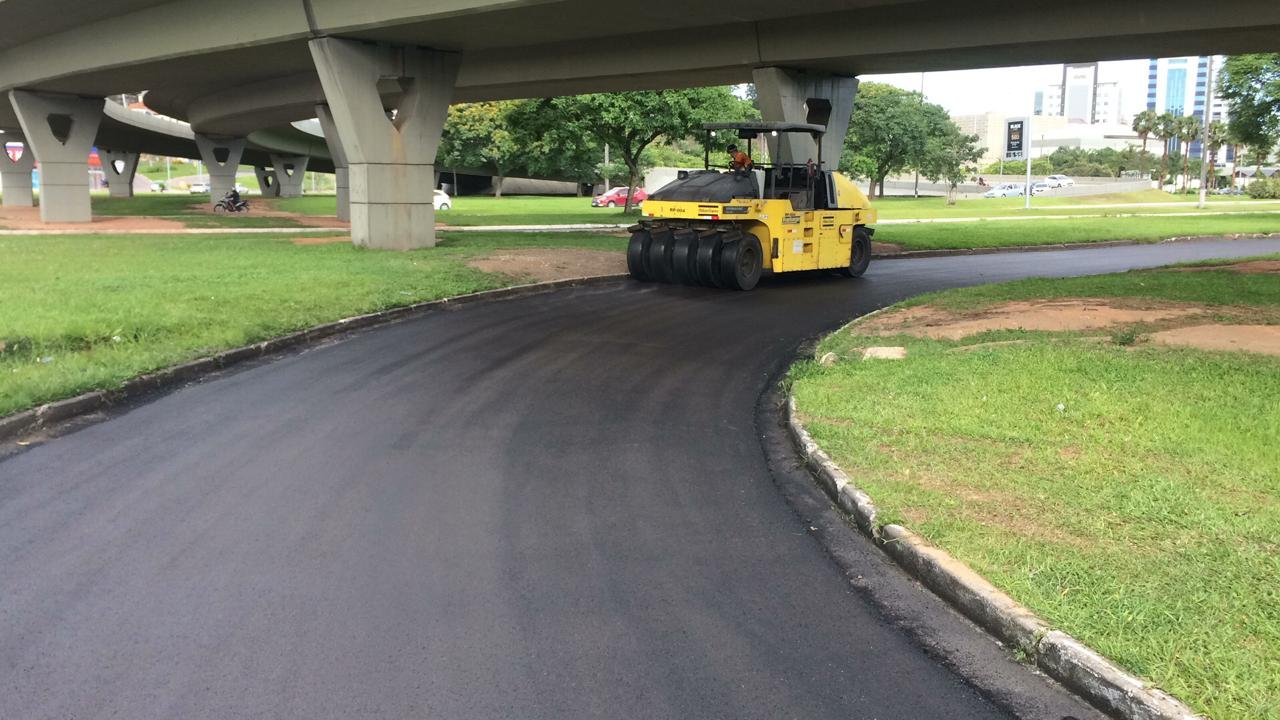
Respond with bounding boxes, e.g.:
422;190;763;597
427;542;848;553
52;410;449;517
840;226;873;278
719;232;764;291
695;232;726;288
670;229;700;286
646;227;676;284
627;229;653;280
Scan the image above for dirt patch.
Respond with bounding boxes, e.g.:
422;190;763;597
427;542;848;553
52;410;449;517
1171;260;1280;275
191;201;349;228
467;248;626;282
872;241;903;255
858;299;1204;340
291;235;351;246
0;205;186;232
1149;324;1280;356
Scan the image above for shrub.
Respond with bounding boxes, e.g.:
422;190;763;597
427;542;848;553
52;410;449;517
1245;177;1280;199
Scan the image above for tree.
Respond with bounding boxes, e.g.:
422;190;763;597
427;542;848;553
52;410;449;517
1153;112;1179;187
1219;55;1280;179
1132;109;1159;154
1175;114;1201;192
438;101;522;197
842;82;958;198
505;100;602;194
1205;120;1228;190
917;124;983;204
529;87;755;212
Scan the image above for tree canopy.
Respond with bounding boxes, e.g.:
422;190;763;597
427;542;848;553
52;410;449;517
840;82;981;197
1218;54;1280;170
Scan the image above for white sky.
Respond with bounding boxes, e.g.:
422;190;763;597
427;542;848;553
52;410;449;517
862;59;1152;120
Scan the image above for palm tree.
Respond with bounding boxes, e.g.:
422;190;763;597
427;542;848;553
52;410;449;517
1205;121;1228;191
1176;115;1202;193
1154;112;1178;189
1132;109;1158;154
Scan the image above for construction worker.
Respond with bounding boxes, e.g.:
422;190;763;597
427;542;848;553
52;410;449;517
727;144;753;173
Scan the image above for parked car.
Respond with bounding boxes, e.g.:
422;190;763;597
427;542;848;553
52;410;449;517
592;186;647;207
1031;181;1051;196
983;183;1024;198
188;181;210;193
1045;174;1075;188
433;189;451;210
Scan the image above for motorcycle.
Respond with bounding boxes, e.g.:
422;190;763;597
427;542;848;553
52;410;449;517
214;192;249;213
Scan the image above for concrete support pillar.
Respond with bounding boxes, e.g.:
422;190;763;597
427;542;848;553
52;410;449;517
0;140;36;207
99;148;139;198
269;154;308;198
315;103;350;221
8;90;103;222
752;67;859;170
193;134;245;202
254;165;279;197
309;37;460;249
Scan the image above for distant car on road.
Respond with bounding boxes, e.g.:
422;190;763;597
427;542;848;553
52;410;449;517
1031;181;1051;196
188;181;210;193
433;189;451;210
1045;174;1075;188
983;183;1024;198
592;186;647;207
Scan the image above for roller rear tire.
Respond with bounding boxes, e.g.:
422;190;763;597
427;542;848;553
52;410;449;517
719;231;763;291
670;229;700;286
840;226;873;278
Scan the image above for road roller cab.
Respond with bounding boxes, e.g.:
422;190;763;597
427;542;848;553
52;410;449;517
628;121;877;291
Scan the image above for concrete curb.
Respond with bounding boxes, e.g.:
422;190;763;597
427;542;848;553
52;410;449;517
871;231;1280;260
0;273;628;446
784;394;1205;720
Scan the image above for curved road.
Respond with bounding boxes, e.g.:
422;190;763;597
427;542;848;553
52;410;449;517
4;238;1278;719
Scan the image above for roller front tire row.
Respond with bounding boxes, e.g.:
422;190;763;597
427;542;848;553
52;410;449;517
627;224;871;290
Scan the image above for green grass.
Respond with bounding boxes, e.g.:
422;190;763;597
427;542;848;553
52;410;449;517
791;259;1280;720
272;195;635;225
878;213;1280;251
0;231;623;417
872;189;1279;219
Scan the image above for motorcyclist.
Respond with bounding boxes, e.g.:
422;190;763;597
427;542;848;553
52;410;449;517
224;187;243;207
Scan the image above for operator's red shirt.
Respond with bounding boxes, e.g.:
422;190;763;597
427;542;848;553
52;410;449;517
730;151;753;170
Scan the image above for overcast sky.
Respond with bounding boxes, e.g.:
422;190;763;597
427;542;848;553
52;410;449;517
862;59;1152;120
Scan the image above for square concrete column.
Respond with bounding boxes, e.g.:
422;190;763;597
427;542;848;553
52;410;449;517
753;68;859;169
315;103;350;221
193;134;245;203
8;90;103;222
0;140;36;207
310;37;459;249
270;154;308;198
99;149;139;198
255;165;279;197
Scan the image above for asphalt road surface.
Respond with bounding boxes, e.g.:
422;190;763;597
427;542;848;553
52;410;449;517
4;238;1278;719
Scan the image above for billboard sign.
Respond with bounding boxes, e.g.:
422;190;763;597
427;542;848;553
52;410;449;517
1003;117;1027;162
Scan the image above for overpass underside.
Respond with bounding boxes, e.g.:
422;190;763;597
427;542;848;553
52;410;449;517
0;0;1277;243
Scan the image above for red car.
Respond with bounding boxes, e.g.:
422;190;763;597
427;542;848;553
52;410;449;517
591;186;647;207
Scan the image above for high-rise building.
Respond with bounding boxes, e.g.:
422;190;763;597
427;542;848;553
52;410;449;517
1039;63;1126;126
1146;56;1228;159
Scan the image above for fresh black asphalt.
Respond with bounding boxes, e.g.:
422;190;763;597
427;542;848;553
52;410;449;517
3;238;1277;719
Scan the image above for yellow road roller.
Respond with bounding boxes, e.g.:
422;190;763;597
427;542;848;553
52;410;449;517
628;121;877;291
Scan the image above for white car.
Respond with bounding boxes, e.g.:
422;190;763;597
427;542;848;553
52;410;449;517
1045;174;1075;188
433;189;451;210
188;181;210;193
1031;181;1051;196
983;183;1025;198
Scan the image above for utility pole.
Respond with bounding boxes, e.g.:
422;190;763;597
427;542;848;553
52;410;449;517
602;143;610;191
1197;55;1215;209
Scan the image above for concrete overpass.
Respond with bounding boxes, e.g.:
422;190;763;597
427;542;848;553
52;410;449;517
1;0;1277;245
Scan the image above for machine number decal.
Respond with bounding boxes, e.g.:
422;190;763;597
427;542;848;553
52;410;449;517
782;213;801;225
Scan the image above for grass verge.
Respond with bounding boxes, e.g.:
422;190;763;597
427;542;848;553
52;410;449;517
0;231;623;417
879;213;1280;250
789;258;1280;720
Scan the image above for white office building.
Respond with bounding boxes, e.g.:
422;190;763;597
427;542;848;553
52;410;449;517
1146;55;1228;159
